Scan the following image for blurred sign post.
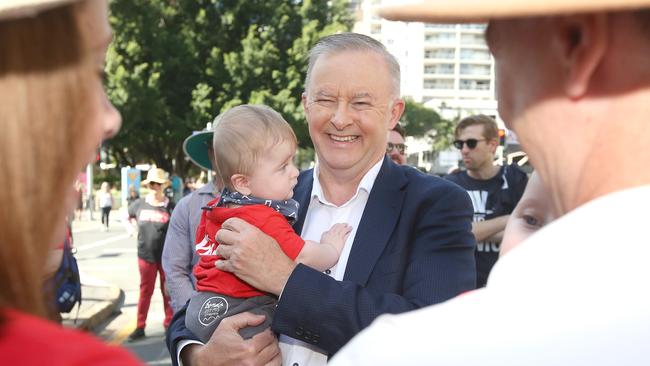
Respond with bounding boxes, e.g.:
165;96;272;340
121;167;141;207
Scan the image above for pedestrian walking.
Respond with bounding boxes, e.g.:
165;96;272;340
128;168;175;341
97;181;113;231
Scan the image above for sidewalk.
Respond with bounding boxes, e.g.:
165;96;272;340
61;273;124;332
72;208;128;232
62;214;127;332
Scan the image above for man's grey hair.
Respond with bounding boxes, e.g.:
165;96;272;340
305;32;401;97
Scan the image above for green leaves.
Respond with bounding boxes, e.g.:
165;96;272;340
401;98;456;156
105;0;352;175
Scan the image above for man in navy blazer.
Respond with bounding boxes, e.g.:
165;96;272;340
167;33;476;366
271;158;475;353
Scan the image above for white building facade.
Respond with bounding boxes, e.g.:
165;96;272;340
352;0;498;119
351;0;506;174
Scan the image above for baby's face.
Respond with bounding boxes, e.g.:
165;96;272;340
501;172;556;257
246;140;300;201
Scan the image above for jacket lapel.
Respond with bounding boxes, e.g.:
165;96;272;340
293;169;314;235
344;157;407;285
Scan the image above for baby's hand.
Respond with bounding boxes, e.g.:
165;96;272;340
321;223;352;253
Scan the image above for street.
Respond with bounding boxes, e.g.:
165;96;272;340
72;210;172;365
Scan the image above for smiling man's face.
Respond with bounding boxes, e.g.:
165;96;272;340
302;50;404;177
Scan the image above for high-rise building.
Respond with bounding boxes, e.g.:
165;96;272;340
351;0;507;173
352;0;498;120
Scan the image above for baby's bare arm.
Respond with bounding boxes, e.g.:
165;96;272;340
295;223;352;271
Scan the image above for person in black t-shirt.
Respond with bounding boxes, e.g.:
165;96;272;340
445;115;528;287
128;168;175;341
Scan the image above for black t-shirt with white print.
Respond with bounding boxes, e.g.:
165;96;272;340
128;197;174;263
445;165;528;287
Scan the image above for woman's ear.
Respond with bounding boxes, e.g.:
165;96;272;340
230;174;251;196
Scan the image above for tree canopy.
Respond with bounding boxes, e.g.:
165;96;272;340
400;98;455;154
105;0;352;175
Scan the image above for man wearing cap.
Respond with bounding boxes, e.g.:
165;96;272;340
162;128;219;313
330;1;650;365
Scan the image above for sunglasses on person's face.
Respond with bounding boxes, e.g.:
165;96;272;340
149;182;162;187
453;138;486;150
387;142;406;155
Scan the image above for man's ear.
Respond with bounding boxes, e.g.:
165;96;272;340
556;14;608;99
488;138;499;153
230;174;251;196
389;98;406;129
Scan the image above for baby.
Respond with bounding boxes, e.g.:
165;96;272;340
186;104;351;342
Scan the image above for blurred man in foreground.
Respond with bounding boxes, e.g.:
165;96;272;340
331;0;650;364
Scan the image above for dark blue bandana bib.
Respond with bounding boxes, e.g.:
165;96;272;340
212;187;299;224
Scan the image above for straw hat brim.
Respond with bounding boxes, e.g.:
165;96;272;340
379;0;650;23
183;131;213;171
0;0;78;21
142;177;170;186
142;168;170;186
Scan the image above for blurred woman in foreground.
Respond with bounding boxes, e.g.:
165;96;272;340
0;0;141;363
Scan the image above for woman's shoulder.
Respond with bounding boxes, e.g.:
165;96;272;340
1;308;142;366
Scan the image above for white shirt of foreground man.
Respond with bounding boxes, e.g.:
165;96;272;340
331;187;650;365
330;0;650;364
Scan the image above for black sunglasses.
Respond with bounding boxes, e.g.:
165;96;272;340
386;142;406;154
453;138;486;150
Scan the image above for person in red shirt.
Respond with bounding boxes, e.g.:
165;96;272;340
185;104;351;343
0;0;141;364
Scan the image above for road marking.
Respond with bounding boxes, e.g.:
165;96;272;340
110;318;137;345
76;234;132;252
102;248;138;254
78;265;132;271
71;226;102;234
78;272;112;286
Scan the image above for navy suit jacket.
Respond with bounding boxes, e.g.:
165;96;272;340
167;157;476;361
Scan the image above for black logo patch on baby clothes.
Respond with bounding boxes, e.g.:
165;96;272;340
198;296;229;326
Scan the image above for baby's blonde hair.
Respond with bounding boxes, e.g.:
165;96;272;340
212;105;297;190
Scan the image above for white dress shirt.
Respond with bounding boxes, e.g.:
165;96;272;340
278;159;382;366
